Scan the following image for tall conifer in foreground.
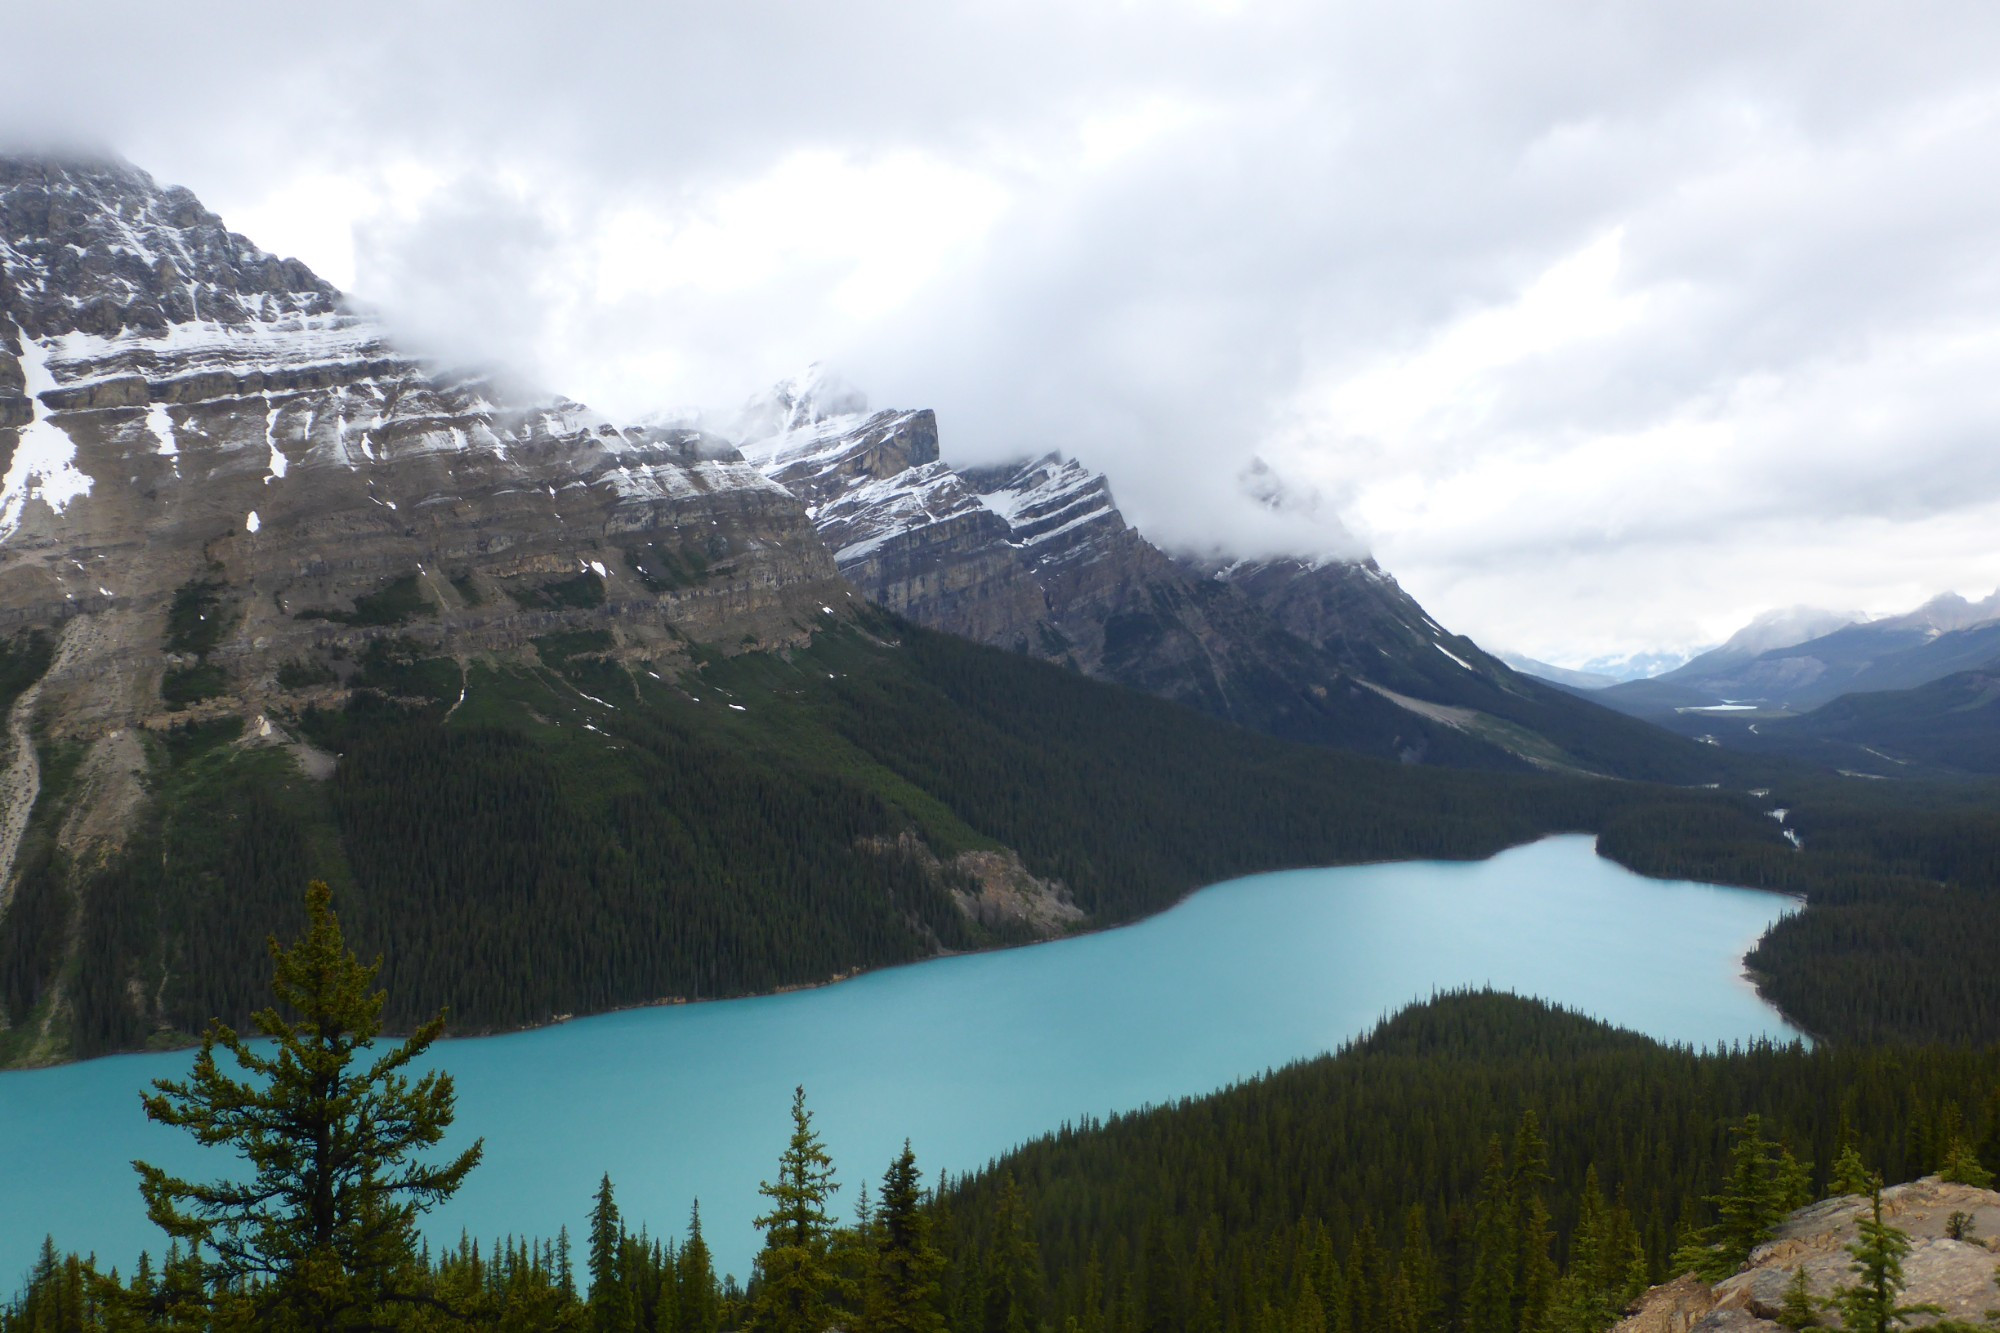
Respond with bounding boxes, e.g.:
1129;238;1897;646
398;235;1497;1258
590;1174;634;1333
133;880;482;1330
750;1086;846;1333
1464;1136;1515;1333
679;1203;721;1333
1825;1182;1938;1333
865;1141;946;1333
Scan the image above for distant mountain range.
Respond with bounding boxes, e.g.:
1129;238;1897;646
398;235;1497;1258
1567;591;2000;775
1495;653;1620;691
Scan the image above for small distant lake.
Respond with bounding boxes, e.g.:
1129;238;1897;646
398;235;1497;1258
0;836;1799;1283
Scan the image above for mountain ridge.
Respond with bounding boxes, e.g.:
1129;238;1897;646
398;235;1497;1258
732;373;1730;782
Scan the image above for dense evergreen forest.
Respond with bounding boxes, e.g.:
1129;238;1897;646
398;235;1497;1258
1;613;1627;1063
7;990;1998;1333
6;609;2000;1062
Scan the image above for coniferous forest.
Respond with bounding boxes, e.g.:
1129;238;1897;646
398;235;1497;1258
7;610;2000;1064
5;898;1998;1333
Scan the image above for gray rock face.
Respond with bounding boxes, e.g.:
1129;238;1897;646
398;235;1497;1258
735;374;1498;761
1183;553;1455;682
0;156;847;885
1614;1177;2000;1333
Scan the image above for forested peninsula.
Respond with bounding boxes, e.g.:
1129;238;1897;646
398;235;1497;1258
7;892;1998;1333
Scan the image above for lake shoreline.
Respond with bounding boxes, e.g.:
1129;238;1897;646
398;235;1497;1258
0;834;1807;1281
0;832;1812;1072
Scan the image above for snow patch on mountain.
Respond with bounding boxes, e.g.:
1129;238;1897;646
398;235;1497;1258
0;334;93;540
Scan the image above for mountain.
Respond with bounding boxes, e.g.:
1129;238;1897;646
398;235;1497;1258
1495;651;1619;690
5;154;1769;1067
1596;595;2000;722
1574;649;1697;682
1716;657;2000;776
735;373;1727;782
0;152;845;880
1697;605;1861;668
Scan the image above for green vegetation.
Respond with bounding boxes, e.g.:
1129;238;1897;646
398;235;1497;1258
1602;772;2000;1043
295;573;435;627
7;611;1646;1059
750;1088;850;1333
935;991;2000;1333
135;882;481;1328
163;579;231;657
12;605;2000;1060
624;543;715;592
0;629;52;718
276;659;339;690
159;663;227;708
160;577;237;707
0;740;83;1056
507;571;608;610
9;987;2000;1332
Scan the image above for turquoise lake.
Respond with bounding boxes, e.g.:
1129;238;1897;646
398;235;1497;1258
0;835;1802;1284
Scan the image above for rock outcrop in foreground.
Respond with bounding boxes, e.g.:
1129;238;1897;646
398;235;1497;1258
1616;1177;2000;1332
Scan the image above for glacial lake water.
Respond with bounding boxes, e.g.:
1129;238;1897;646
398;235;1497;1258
0;835;1801;1285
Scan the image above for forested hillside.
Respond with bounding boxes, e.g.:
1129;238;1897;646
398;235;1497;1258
10;991;1999;1332
0;611;1628;1065
938;991;2000;1333
9;607;2000;1064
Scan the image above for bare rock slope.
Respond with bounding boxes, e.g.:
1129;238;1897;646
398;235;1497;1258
1616;1177;2000;1332
0;156;847;890
736;370;1726;781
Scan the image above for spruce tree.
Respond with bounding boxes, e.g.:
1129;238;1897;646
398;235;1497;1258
1939;1136;1995;1189
1674;1114;1800;1280
1464;1135;1516;1333
1826;1183;1939;1333
1978;1090;2000;1182
590;1174;633;1333
1187;1229;1221;1333
680;1202;721;1333
1511;1112;1556;1333
985;1178;1046;1333
133;881;481;1330
867;1142;946;1333
1776;1266;1818;1331
1396;1206;1440;1333
1546;1165;1609;1333
1831;1145;1876;1198
558;1226;578;1303
751;1086;846;1333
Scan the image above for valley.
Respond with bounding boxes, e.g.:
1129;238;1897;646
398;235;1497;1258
0;836;1798;1286
3;145;2000;1333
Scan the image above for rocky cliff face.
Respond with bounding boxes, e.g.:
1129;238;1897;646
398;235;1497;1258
0;157;848;891
734;372;1709;776
735;372;1500;761
1615;1177;2000;1332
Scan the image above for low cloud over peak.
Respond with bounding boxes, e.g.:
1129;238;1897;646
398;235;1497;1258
10;1;2000;661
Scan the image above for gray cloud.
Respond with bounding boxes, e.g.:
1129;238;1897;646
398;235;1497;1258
9;0;2000;662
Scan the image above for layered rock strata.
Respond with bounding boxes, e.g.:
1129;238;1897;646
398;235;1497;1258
0;156;848;886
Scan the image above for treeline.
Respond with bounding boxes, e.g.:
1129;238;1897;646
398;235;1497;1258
53;697;977;1054
937;990;2000;1333
9;992;2000;1333
6;615;1650;1060
1597;775;2000;1043
12;608;2000;1063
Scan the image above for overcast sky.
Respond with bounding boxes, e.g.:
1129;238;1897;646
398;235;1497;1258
11;1;2000;665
